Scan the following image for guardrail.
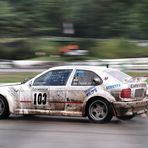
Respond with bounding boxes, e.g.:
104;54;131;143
0;57;148;72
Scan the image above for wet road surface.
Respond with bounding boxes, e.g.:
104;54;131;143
0;115;148;148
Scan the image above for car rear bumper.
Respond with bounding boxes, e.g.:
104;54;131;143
112;99;148;116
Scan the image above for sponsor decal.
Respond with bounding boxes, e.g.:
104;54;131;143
106;84;121;90
32;88;48;91
33;92;47;105
8;87;19;97
84;86;97;97
130;83;147;88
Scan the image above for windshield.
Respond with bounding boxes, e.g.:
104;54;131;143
105;69;132;83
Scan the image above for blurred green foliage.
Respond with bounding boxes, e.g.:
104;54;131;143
0;38;147;60
89;38;148;58
0;0;148;39
0;39;34;59
0;0;148;60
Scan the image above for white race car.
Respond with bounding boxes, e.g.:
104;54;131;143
0;66;148;123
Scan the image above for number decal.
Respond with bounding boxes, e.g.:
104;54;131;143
34;93;47;105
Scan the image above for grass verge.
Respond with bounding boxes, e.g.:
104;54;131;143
0;72;39;83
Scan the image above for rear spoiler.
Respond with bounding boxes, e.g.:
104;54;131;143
133;77;148;82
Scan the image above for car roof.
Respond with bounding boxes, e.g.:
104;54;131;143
49;65;113;72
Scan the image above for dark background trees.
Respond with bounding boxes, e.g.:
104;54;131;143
0;0;148;39
0;0;148;60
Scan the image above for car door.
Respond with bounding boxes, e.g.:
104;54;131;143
31;70;52;110
19;82;49;110
65;69;103;112
48;69;73;111
32;69;73;111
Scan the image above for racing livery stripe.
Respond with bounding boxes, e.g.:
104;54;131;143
20;100;32;103
20;101;82;104
49;101;83;104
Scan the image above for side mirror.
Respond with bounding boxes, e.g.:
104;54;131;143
93;78;102;85
28;81;33;87
21;77;32;84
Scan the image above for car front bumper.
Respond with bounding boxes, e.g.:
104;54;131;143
112;99;148;116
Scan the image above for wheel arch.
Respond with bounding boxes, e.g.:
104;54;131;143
0;93;14;114
0;94;10;111
83;96;115;117
0;94;11;119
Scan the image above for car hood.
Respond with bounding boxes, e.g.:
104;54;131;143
0;82;23;97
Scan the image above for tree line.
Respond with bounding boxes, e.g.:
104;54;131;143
0;0;148;39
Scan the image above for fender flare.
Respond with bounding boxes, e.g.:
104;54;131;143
82;93;116;116
0;93;16;114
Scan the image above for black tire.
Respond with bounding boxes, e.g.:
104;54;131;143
117;115;135;120
86;98;113;123
0;96;10;119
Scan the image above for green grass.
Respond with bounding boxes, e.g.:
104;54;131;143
127;72;148;77
0;72;39;83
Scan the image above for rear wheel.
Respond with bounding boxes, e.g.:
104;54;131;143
0;96;10;119
86;98;113;123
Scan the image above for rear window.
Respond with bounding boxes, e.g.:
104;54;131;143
105;69;132;83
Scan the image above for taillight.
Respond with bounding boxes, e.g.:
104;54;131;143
121;88;131;98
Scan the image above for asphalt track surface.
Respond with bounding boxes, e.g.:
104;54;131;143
0;115;148;148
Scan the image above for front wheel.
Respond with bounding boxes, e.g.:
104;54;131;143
86;98;113;123
0;96;10;119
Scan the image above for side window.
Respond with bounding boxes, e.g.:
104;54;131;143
72;70;101;86
33;69;72;86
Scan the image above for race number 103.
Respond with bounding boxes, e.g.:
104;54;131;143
33;92;47;105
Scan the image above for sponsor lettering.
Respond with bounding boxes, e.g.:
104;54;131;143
32;88;48;91
84;86;97;97
131;83;146;88
106;84;121;90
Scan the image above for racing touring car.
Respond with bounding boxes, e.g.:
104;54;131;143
0;66;148;123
